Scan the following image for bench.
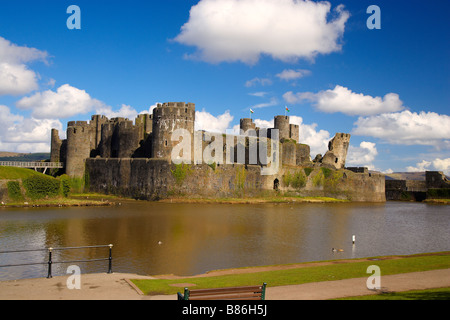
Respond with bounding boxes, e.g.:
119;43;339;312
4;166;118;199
177;283;267;300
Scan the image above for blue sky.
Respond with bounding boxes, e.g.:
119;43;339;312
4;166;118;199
0;0;449;174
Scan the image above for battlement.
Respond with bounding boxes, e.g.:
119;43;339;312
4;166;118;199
159;102;195;109
91;115;108;121
153;102;196;120
67;120;90;128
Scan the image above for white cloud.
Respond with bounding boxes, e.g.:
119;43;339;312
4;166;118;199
406;160;432;173
254;119;274;130
284;85;405;116
0;63;39;96
276;69;311;81
250;97;278;110
0;37;48;65
0;36;49;96
195;109;234;133
0;105;62;153
139;103;160;116
405;158;450;175
245;77;272;88
16;84;104;119
347;141;378;169
174;0;350;64
432;158;450;175
353;110;450;148
285;115;330;156
248;92;268;98
95;104;138;120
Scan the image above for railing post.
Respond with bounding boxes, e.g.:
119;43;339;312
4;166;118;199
47;248;53;279
107;244;113;274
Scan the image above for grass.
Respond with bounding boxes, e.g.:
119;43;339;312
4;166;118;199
131;252;450;296
336;287;450;300
2;196;113;207
159;195;349;204
0;166;42;180
424;199;450;204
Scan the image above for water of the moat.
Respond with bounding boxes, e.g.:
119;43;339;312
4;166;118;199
0;201;448;280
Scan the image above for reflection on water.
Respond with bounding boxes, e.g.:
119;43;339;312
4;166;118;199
0;201;449;280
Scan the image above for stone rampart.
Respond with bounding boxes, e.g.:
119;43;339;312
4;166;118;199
86;159;385;202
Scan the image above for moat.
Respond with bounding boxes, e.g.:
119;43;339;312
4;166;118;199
0;201;449;281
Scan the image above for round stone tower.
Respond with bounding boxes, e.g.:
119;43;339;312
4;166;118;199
152;102;195;160
274;115;290;141
66;121;93;177
240;118;256;133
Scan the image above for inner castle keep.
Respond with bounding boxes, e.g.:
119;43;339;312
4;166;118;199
51;102;386;201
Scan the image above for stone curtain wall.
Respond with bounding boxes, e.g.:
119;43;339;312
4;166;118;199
85;159;386;202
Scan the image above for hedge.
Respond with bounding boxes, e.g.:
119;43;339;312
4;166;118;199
22;175;61;200
7;181;24;202
59;174;71;197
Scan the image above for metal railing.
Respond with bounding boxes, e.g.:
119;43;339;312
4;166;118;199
0;244;113;279
0;161;64;168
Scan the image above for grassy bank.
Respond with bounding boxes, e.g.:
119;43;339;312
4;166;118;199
0;166;118;207
424;199;450;204
131;252;450;296
0;166;42;180
159;195;349;204
1;197;113;207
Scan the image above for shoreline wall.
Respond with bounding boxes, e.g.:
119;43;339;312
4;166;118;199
85;159;386;202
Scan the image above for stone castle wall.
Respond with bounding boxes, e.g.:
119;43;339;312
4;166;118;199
85;159;386;202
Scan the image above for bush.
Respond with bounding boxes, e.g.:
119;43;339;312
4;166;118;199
7;181;24;202
291;171;306;189
171;163;192;185
22;175;61;200
321;167;333;178
59;174;71;197
304;167;314;177
427;188;450;199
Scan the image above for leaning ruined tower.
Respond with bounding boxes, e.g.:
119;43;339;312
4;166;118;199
151;102;196;160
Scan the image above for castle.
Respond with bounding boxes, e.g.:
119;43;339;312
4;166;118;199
51;102;386;201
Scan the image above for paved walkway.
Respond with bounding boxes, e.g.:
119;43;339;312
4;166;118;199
0;269;449;300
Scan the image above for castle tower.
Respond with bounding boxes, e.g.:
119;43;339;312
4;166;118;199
50;129;62;163
240;118;256;133
112;119;144;158
135;114;153;135
152;102;195;160
274;116;290;140
90;115;109;152
66;121;93;177
289;124;299;143
321;133;351;169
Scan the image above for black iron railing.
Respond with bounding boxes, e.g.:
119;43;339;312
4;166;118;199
0;244;113;278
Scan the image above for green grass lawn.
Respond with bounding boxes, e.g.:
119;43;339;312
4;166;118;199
0;166;43;179
131;252;450;296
